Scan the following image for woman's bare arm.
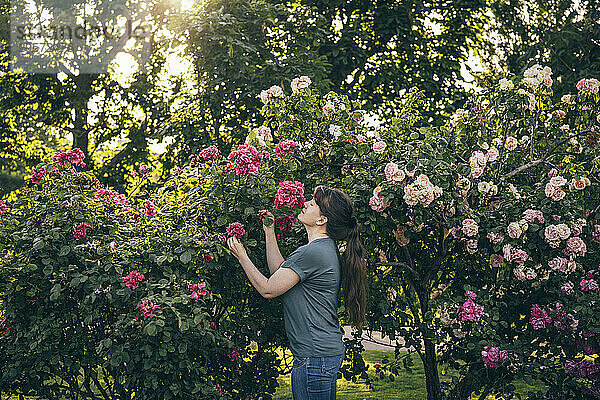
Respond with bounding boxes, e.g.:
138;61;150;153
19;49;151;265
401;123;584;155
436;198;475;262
259;210;285;275
265;231;285;275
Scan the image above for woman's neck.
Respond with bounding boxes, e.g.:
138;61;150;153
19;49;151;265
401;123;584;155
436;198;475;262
306;228;329;243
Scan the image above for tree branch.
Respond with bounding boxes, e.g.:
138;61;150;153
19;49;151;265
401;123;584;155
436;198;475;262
500;128;593;180
373;261;417;280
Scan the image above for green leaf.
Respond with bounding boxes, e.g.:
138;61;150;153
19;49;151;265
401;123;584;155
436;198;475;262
216;216;227;226
58;245;71;256
33;239;45;250
178;342;187;353
180;250;192;264
147;323;157;336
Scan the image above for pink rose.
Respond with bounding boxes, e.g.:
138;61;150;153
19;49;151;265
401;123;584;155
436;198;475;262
226;222;246;239
373;141;387;154
461;219;479;237
530;304;551;330
199;145;220;161
0;200;8;215
385;162;405;184
123;270;145;289
490;254;503;268
561;282;574;295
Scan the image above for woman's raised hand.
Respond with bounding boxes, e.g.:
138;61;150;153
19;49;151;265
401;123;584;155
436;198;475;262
258;210;275;236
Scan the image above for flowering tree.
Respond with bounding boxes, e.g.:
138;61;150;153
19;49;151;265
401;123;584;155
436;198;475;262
249;70;599;399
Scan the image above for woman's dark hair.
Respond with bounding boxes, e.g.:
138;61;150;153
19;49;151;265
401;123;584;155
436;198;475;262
313;185;367;330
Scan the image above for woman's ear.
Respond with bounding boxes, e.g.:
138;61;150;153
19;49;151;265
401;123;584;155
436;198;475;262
316;216;328;226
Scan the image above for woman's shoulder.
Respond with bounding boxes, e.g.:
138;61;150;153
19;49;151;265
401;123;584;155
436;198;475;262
305;238;337;256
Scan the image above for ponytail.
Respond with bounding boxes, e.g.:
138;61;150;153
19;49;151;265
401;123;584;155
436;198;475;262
313;186;367;331
342;223;367;330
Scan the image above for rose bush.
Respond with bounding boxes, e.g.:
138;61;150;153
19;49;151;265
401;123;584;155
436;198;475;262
0;160;270;399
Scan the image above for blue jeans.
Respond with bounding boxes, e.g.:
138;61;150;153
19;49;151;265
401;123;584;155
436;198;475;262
291;354;345;400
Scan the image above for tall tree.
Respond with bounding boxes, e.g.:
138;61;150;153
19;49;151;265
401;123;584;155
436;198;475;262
166;0;488;163
0;0;185;192
483;0;600;94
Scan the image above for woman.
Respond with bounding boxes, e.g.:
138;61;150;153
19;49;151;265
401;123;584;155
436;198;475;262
227;185;367;400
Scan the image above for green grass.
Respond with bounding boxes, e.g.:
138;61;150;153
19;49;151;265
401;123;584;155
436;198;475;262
272;348;429;400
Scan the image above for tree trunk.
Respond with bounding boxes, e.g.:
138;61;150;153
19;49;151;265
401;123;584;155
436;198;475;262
423;335;440;400
71;73;97;169
419;286;441;400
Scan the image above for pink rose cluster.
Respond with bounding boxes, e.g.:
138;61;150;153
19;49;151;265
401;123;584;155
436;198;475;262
276;214;297;232
548;257;576;274
593;225;600;243
123;270;145;289
544;176;567;201
373;140;387;154
530;304;552;330
403;174;442;207
384;162;405;184
458;291;484;322
461;219;479;237
502;243;529;264
94;188;130;211
138;300;159;318
552;304;578;332
199;145;220;161
576;78;600;94
580;271;599;292
259;85;285;104
564;237;587;258
481;346;509;368
73;222;91;238
274;181;305;209
369;186;390;213
486;232;505;245
514;265;537;282
133;164;154;177
31;167;47;184
544;223;571;248
0;200;8;215
226;222;245;239
523;209;544;224
507;220;528;239
561;282;575;295
190;282;210;299
144;200;157;217
274;140;299;156
469;150;487;179
52;148;86;168
226;144;269;176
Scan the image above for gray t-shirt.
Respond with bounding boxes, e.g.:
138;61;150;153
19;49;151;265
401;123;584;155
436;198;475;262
279;237;345;357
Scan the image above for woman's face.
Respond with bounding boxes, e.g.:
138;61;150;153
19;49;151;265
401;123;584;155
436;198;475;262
298;197;325;226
